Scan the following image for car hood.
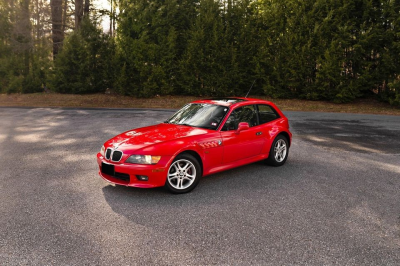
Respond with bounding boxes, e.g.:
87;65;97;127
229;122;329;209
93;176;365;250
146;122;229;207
105;123;211;151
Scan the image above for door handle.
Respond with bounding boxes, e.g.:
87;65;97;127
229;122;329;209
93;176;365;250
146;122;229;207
256;132;262;136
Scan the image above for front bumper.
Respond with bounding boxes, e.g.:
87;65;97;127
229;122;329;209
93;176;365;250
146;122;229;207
96;153;172;188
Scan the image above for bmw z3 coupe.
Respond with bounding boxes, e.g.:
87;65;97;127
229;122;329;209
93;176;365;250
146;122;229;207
97;97;292;193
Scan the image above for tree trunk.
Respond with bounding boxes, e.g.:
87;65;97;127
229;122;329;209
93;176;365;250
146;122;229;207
51;0;63;59
75;0;83;29
109;0;113;36
112;0;115;37
35;0;40;42
84;0;90;16
20;0;31;75
62;0;68;33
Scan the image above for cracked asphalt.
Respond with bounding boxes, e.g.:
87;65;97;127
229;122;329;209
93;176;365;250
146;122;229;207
0;107;399;265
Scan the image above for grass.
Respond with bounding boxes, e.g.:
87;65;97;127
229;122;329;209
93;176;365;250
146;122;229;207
0;93;399;116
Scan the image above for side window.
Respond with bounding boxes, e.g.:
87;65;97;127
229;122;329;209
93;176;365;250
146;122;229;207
257;105;280;124
221;105;258;131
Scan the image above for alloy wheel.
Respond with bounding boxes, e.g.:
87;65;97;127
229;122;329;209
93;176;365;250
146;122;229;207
167;159;196;190
274;139;287;163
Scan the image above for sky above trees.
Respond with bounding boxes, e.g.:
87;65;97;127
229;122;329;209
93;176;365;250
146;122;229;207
95;0;113;31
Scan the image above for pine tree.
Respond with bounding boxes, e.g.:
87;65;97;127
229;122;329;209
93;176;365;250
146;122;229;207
51;19;114;93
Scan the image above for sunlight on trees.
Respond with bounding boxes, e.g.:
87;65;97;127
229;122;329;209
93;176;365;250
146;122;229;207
0;0;399;104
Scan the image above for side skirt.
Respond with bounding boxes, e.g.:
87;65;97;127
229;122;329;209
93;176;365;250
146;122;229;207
203;153;269;177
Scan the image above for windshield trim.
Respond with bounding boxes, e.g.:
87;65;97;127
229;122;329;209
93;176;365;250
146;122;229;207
215;106;230;131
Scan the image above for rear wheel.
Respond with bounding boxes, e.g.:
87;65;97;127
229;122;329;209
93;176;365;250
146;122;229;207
165;153;201;194
266;135;289;166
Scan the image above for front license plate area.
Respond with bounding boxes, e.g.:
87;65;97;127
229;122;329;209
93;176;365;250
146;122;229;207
102;162;115;176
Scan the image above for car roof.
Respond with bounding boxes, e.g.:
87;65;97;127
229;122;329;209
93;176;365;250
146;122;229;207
191;97;273;107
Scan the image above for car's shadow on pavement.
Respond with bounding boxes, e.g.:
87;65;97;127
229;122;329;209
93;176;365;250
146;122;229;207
100;159;302;230
101;161;266;198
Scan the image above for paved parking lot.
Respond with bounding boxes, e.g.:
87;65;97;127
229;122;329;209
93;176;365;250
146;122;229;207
0;107;399;265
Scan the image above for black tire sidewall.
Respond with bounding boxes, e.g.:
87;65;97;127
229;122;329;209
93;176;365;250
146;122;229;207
165;153;202;194
267;135;289;166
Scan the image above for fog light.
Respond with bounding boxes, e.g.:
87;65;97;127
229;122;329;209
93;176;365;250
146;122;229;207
136;175;148;181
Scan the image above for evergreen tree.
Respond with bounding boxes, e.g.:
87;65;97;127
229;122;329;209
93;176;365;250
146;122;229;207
51;19;115;93
1;0;399;106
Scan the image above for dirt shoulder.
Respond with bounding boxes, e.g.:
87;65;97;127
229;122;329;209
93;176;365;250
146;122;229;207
0;93;399;116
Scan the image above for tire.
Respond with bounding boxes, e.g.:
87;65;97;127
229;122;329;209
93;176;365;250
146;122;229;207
165;153;202;194
266;135;289;166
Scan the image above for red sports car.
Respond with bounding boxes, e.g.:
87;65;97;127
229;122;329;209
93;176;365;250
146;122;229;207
97;97;292;193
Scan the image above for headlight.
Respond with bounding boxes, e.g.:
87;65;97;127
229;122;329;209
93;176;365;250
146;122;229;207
100;145;105;156
125;155;161;164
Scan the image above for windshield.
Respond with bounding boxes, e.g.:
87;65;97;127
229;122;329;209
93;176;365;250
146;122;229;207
166;103;229;130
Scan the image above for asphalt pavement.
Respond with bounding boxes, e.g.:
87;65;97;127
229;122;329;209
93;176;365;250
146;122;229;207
0;107;399;265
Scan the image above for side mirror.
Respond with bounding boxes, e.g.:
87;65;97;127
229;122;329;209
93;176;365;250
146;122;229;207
236;122;249;134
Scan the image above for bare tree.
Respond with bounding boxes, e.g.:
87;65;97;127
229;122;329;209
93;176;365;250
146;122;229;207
109;0;116;36
109;0;113;36
75;0;83;29
84;0;90;16
51;0;63;58
10;0;32;74
62;0;68;33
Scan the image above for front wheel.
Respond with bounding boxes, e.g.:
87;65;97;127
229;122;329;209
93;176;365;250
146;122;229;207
266;135;289;166
165;153;201;194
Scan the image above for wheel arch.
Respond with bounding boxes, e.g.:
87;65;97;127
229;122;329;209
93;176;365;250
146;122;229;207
277;131;291;147
176;150;204;175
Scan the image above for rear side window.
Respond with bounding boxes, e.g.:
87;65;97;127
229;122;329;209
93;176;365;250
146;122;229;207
257;105;280;124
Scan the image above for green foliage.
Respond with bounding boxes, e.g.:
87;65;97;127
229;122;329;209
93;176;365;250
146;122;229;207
0;0;50;94
22;72;43;93
1;0;400;105
51;19;115;94
6;75;24;94
0;51;47;94
115;0;199;97
386;80;400;106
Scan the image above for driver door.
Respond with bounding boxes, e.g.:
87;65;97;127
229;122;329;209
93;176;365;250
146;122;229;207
220;105;264;164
